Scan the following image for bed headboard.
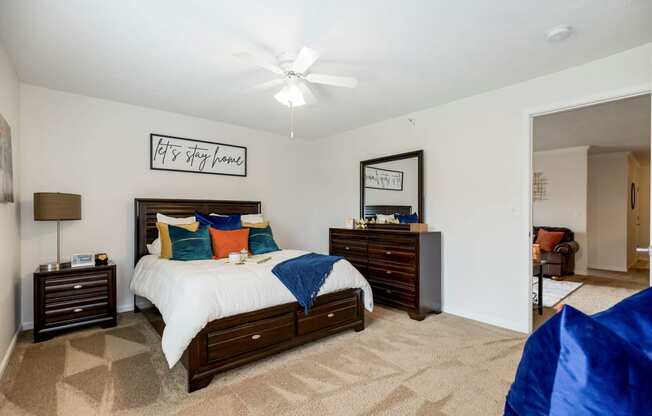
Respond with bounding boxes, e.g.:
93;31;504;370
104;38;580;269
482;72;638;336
134;198;261;264
364;204;412;219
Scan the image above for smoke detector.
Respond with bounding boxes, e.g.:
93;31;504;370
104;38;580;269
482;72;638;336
546;25;573;42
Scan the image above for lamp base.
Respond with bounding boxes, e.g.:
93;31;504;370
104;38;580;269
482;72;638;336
39;262;60;272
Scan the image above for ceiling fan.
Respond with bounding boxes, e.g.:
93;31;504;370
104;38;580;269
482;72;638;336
234;47;358;138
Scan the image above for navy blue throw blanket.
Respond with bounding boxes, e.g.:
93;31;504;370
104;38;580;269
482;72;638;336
272;253;343;313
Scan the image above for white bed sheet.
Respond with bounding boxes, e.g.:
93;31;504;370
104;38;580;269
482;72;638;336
130;249;373;367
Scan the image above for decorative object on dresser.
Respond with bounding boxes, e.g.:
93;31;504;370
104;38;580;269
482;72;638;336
330;227;441;320
150;133;247;177
95;252;109;266
33;192;82;271
133;198;366;392
33;262;117;342
71;253;95;268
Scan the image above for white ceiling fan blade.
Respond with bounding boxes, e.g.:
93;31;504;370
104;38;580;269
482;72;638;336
291;47;320;74
305;73;358;88
234;52;284;75
245;78;284;93
298;82;317;105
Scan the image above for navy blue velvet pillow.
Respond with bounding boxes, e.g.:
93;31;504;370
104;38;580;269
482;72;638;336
169;223;213;261
505;305;652;416
592;287;652;360
195;212;241;230
396;213;418;224
249;225;280;255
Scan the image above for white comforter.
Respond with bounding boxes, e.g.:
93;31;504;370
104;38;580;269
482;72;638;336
130;250;373;367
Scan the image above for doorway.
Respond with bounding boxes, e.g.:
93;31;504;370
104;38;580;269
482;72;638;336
528;92;652;330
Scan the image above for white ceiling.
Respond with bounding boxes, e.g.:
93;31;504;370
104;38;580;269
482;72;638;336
0;1;651;139
534;94;651;161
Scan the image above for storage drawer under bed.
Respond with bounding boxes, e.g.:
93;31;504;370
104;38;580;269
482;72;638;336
206;312;295;363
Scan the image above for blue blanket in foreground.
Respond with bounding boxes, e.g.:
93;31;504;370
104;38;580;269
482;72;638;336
505;287;652;416
272;253;343;313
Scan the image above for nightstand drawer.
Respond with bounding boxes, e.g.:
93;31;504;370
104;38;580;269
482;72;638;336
44;299;110;325
44;272;109;292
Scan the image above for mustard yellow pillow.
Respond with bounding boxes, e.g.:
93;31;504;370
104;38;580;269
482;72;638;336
242;220;270;229
156;221;199;258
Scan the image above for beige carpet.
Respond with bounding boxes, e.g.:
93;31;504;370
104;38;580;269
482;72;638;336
0;307;526;416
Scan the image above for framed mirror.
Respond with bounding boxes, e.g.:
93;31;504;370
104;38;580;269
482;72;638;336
360;150;423;226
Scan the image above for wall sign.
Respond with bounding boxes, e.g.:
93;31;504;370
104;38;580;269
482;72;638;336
365;166;403;191
150;134;246;177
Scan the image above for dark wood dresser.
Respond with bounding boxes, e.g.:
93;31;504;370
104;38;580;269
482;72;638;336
33;262;117;342
329;228;441;320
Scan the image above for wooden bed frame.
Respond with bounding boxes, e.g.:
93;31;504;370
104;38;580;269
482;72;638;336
133;198;365;392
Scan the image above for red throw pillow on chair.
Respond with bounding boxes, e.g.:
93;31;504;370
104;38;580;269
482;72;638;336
535;229;565;252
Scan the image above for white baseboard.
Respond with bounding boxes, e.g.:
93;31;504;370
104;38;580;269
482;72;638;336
588;264;628;273
22;303;135;331
0;329;20;380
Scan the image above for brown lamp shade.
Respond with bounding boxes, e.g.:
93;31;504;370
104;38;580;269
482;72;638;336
34;193;81;221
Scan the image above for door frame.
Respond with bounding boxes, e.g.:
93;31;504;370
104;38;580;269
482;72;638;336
523;83;652;333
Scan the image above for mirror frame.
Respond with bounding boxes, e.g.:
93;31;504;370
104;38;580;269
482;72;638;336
360;150;424;221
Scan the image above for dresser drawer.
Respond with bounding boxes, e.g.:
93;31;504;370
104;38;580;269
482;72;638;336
44;272;109;293
206;313;295;363
367;262;416;282
331;241;367;257
297;297;358;336
368;277;416;310
368;245;416;265
368;233;417;248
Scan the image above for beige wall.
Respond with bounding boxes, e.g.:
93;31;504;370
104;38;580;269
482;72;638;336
0;41;20;374
532;147;589;275
12;43;652;336
305;44;651;333
588;152;630;271
639;163;651;251
18;84;316;328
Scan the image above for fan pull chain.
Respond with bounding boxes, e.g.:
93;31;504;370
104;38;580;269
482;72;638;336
289;101;295;139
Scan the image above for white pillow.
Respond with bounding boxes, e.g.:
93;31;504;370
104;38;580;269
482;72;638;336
156;213;195;225
147;238;161;255
241;214;265;224
376;213;395;224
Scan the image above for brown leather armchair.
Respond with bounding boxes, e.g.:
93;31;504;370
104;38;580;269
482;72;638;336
533;226;580;277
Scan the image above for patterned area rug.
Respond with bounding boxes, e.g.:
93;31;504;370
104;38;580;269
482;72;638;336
0;308;525;416
532;277;584;307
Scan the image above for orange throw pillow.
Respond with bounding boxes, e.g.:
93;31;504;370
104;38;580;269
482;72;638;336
209;227;250;259
535;229;565;252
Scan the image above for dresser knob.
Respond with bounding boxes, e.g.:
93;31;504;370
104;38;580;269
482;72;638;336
386;270;392;275
386;289;392;294
251;334;261;340
73;284;83;289
386;251;392;255
327;313;335;318
73;308;83;313
345;246;350;250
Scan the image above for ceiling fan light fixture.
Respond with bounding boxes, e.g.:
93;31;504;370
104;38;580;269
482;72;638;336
274;83;306;107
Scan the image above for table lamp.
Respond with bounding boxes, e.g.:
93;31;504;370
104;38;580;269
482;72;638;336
34;192;81;270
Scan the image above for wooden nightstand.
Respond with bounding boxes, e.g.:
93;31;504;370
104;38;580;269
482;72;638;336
33;262;117;342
